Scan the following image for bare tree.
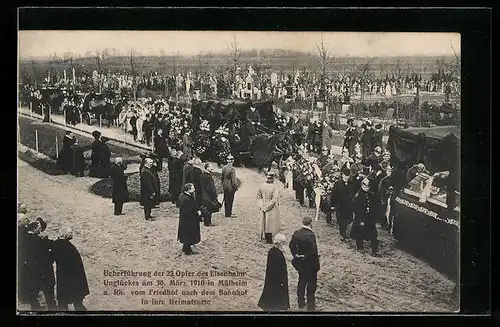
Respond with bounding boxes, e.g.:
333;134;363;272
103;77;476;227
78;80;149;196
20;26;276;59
228;34;241;90
390;59;404;120
30;57;39;88
315;34;336;121
95;49;109;93
315;34;335;92
353;59;375;100
129;49;138;102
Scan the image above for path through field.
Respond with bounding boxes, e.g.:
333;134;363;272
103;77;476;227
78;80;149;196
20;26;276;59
18;154;457;312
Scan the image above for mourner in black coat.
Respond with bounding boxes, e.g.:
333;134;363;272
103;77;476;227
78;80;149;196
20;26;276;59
17;214;31;304
70;138;85;177
171;151;185;206
57;132;75;173
153;129;169;171
360;122;375;159
50;228;89;311
289;217;320;311
110;158;129;215
89;131;102;177
343;118;359;156
350;178;379;256
330;168;355;240
200;163;218;227
372;124;384;150
177;184;202;255
258;234;290;311
98;137;111;178
140;158;157;221
22;218;57;310
143;115;153;146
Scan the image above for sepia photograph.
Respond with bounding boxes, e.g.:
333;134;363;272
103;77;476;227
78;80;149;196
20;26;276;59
17;29;461;313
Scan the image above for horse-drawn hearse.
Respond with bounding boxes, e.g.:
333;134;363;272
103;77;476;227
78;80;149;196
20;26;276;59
191;99;294;169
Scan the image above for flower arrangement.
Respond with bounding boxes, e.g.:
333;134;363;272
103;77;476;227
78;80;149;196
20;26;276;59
318;172;339;199
293;158;315;188
194;124;211;156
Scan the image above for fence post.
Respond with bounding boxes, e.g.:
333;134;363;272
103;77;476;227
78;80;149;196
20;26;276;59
42;105;44;120
80;112;83;126
99;115;102;128
55;134;59;159
35;130;39;153
64;110;67;126
30;102;33;118
49;107;52;122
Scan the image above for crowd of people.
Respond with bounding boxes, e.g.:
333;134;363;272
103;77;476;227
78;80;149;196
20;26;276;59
17;204;90;311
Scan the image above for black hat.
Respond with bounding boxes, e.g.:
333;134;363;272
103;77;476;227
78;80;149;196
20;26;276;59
36;217;47;231
92;130;101;138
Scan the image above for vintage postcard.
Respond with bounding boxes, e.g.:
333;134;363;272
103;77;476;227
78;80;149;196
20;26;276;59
17;30;460;312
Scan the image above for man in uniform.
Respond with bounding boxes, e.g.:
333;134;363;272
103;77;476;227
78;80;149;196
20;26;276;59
257;171;281;244
221;154;239;217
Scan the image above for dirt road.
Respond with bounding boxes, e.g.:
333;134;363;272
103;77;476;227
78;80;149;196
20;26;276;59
17;158;456;312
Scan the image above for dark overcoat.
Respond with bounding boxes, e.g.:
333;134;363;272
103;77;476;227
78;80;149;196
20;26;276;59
289;227;320;273
110;163;129;203
70;144;85;176
51;239;90;303
257;247;290;311
98;144;111;178
89;140;102;177
21;233;55;298
350;190;378;240
200;171;218;211
177;192;201;246
140;167;156;207
170;157;184;200
330;179;355;222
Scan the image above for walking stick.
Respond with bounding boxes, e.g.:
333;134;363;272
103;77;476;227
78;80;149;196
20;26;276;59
55;135;59;159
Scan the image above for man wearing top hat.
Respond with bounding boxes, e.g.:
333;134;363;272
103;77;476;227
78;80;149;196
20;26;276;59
246;102;261;136
343;117;358;157
221;154;239;217
360;120;375;158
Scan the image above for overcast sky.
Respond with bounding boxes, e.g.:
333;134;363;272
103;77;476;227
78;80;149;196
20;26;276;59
18;31;460;59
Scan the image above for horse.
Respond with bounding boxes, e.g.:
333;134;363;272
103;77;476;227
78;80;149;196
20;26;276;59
81;92;119;127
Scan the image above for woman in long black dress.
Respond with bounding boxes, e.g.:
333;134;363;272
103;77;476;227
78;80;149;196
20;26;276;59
258;233;290;311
